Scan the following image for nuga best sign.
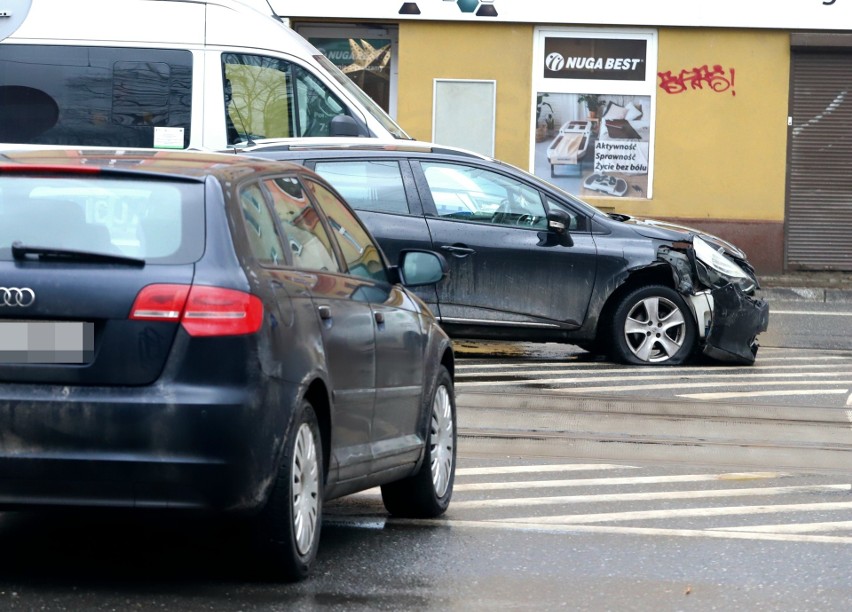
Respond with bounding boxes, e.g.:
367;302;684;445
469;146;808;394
543;38;647;82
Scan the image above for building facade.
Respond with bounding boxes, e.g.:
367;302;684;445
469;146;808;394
277;0;852;274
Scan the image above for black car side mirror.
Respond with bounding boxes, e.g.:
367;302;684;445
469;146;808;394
392;249;449;287
329;114;364;137
539;209;574;247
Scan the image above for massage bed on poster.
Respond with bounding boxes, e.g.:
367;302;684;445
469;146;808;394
546;120;591;177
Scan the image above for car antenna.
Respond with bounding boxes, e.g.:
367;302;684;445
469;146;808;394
263;0;284;22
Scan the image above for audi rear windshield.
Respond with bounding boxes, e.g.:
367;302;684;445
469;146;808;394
0;176;205;264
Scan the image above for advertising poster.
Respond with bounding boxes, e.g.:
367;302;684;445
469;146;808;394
308;37;392;112
532;30;657;199
533;92;651;198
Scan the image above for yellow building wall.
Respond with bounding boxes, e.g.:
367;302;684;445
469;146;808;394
398;24;789;225
397;22;534;165
578;28;790;222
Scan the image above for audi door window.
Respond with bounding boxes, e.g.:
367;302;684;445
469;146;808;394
263;176;340;272
239;183;287;266
303;179;387;283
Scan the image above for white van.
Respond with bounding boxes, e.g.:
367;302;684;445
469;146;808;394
0;0;411;150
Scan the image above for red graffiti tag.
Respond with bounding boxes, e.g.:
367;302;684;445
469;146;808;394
658;65;736;96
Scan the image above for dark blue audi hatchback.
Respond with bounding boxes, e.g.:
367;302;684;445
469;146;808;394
0;148;456;581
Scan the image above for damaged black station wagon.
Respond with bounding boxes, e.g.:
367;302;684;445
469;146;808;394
237;140;769;365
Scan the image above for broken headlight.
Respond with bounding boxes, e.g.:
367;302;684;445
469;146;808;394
692;236;756;293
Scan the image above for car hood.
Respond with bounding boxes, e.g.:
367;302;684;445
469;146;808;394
615;215;748;260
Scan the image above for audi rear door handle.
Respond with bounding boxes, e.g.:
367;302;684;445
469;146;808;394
317;305;331;320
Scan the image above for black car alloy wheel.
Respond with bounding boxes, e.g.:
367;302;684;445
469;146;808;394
610;284;697;365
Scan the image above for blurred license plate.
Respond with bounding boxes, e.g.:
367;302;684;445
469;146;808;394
0;321;94;364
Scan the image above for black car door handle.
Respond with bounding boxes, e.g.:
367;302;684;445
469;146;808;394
317;305;332;320
440;245;476;257
374;311;385;324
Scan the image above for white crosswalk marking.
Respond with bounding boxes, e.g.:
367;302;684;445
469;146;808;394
678;389;848;400
503;501;852;524
451;485;851;509
453;472;786;492
457;372;852;389
327;461;852;545
455;464;636;476
453;350;852;405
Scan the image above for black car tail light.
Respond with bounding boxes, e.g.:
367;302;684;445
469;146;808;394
130;284;263;337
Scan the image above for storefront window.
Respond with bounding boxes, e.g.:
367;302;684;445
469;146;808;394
296;25;399;117
532;29;657;199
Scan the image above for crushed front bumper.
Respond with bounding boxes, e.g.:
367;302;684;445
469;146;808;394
701;283;770;365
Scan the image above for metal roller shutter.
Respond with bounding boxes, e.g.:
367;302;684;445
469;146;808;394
786;51;852;270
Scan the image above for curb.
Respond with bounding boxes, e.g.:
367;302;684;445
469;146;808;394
758;287;852;303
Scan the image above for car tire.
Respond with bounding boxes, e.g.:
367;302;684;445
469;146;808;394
253;399;323;582
609;284;696;365
381;365;456;518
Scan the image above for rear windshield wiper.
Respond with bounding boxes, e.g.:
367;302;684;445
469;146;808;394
11;242;145;267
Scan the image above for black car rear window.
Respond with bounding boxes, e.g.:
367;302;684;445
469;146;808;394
0;176;204;263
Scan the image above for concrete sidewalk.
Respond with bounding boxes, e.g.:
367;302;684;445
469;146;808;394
758;271;852;303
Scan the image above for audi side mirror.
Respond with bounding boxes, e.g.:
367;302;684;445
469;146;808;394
394;250;448;287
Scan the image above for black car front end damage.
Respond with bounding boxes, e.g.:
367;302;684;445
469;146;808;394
703;282;770;363
658;237;769;365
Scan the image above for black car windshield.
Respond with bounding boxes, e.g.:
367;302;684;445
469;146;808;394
0;175;205;263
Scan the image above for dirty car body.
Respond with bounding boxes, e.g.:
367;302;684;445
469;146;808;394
0;148;456;581
236;139;769;366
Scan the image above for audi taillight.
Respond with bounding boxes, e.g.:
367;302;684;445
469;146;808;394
130;284;263;336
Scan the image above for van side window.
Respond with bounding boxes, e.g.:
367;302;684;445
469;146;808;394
223;54;349;142
0;45;191;147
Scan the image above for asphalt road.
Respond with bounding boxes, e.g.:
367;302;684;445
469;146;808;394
1;297;850;609
1;453;850;611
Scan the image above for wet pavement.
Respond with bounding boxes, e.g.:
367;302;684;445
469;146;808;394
760;271;852;302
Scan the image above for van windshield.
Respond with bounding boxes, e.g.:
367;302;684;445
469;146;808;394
314;55;412;140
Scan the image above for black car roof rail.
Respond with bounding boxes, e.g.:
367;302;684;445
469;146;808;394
240;141;488;159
